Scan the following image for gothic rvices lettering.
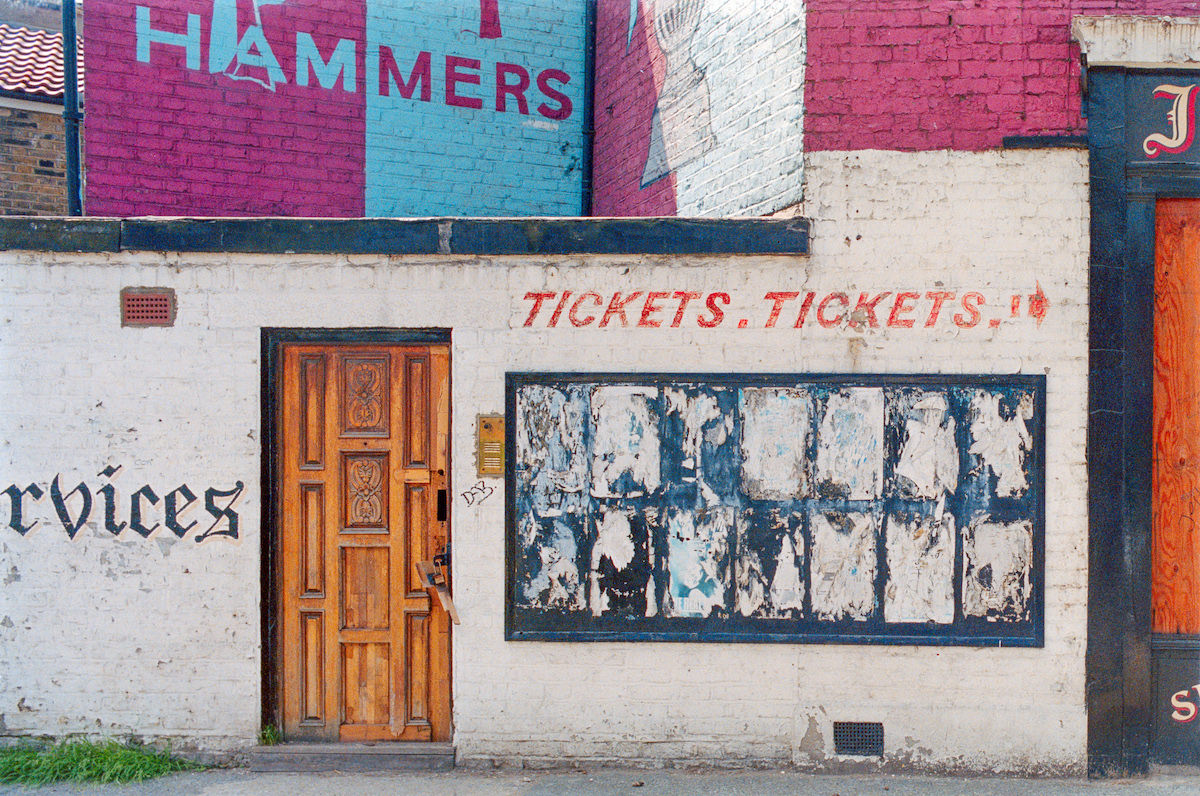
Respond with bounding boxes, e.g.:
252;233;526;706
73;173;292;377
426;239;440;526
2;465;244;543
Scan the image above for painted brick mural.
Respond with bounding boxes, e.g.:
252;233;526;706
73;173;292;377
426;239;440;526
804;0;1200;152
77;2;1200;218
591;0;805;216
84;1;588;217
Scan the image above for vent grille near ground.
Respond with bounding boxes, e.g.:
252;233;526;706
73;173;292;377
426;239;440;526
121;289;175;327
833;721;884;756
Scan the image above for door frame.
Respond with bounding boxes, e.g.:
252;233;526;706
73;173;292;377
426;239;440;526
260;327;452;735
1085;68;1200;776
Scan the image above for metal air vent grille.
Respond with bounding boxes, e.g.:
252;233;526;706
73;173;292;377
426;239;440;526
833;721;884;756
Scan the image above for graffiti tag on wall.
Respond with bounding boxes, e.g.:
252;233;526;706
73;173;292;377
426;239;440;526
519;286;1051;329
2;465;244;543
506;373;1045;645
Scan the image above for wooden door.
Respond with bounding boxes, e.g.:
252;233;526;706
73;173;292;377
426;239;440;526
1154;200;1200;634
278;343;451;741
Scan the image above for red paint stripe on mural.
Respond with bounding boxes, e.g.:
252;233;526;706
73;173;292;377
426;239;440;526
591;0;675;217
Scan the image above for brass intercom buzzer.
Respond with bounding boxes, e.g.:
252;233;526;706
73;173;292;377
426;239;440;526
476;414;504;477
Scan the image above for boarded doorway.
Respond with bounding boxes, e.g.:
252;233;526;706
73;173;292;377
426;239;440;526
275;341;451;742
1152;199;1200;763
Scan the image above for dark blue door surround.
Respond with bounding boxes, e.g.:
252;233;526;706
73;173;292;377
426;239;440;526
1086;67;1200;776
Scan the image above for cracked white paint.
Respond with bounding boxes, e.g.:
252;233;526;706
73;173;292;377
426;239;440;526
884;506;954;624
968;390;1034;497
894;391;959;499
810;511;877;620
665;508;730;617
815;388;884;500
962;518;1034;619
739;387;810;500
590;386;661;498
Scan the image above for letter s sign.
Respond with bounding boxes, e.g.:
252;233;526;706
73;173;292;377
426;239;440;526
1171;686;1200;723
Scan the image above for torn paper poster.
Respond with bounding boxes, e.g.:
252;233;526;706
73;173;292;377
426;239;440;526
815;388;884;500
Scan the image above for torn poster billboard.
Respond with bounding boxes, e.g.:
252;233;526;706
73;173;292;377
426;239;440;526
506;373;1045;646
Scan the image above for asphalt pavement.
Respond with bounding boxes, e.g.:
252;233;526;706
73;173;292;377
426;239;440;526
3;766;1200;796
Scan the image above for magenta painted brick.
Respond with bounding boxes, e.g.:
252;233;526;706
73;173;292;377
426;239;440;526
806;0;1200;152
85;0;365;217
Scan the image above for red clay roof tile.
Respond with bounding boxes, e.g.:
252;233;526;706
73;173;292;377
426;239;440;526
0;24;82;100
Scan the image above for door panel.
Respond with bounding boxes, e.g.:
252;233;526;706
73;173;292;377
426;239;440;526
280;343;450;742
1154;201;1200;634
1152;200;1200;765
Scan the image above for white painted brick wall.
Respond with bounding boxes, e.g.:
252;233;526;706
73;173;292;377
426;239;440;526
0;148;1088;772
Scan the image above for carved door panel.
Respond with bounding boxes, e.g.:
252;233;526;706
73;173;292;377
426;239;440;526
279;344;450;742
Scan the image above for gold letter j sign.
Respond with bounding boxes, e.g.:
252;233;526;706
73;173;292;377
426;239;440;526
1144;84;1199;158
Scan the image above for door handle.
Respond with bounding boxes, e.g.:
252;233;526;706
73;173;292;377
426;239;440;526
436;488;447;522
433;542;450;569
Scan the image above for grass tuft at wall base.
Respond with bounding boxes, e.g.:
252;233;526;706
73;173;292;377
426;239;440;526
0;740;201;786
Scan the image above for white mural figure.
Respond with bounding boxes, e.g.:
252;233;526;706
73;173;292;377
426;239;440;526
968;391;1034;497
210;0;287;91
641;0;716;186
894;392;959;500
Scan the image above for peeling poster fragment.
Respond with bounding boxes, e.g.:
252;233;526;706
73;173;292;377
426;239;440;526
884;507;955;624
962;518;1034;621
815;388;884;500
968;390;1034;498
810;510;878;621
589;505;654;617
739;387;810;500
590;386;662;499
664;507;731;618
521;514;587;611
516;384;589;517
891;390;959;500
736;505;805;618
663;386;738;505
